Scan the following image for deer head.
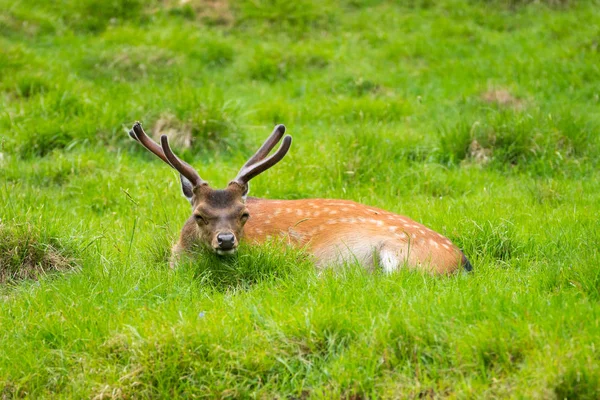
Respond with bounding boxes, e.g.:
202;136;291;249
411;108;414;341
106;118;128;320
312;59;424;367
129;122;292;255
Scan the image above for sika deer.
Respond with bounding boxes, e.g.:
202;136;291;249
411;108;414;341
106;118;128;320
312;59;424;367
129;122;472;274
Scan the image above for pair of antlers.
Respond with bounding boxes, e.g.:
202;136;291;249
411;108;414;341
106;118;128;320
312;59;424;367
128;122;292;189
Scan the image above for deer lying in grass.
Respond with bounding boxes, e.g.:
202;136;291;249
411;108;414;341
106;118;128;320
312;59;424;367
129;122;472;274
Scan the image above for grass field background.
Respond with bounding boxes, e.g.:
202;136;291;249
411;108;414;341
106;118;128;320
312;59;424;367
1;0;600;397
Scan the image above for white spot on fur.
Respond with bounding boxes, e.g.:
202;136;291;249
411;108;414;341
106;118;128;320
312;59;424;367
330;210;338;215
379;249;399;273
442;243;450;249
389;226;398;232
430;239;439;248
274;209;281;216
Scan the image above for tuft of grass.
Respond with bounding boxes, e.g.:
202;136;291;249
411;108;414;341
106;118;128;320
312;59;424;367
180;241;313;291
51;0;147;33
554;364;600;400
0;223;78;284
437;109;599;173
78;45;182;82
187;100;241;153
235;0;336;31
0;8;57;37
245;44;330;83
1;73;50;99
333;76;383;97
162;0;235;26
192;38;235;68
457;219;527;264
472;0;574;9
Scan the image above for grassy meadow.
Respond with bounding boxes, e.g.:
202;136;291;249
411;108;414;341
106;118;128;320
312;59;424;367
1;0;600;397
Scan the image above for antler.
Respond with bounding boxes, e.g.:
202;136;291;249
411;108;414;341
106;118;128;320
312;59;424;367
232;124;292;187
129;122;205;187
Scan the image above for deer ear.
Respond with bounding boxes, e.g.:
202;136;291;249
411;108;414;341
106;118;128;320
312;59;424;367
242;182;249;201
180;174;194;204
228;181;249;201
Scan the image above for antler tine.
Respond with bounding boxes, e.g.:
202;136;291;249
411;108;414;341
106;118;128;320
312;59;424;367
130;122;206;187
129;122;172;165
160;135;205;187
239;124;286;171
233;134;292;186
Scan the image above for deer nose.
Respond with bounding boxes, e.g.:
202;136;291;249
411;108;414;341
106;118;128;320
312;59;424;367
217;233;235;250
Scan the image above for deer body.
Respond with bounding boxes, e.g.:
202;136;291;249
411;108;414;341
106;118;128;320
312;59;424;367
243;198;467;274
130;123;472;275
172;197;469;274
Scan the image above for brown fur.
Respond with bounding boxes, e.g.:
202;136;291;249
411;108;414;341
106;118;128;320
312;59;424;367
129;122;467;274
173;194;465;274
172;183;249;259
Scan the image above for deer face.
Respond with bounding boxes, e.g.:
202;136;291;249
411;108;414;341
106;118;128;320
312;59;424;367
128;122;291;257
191;183;250;255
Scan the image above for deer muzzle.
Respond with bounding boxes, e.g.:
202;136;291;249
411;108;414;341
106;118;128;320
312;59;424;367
215;232;237;255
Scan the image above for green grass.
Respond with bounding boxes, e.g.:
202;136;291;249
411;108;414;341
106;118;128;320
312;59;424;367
1;0;600;397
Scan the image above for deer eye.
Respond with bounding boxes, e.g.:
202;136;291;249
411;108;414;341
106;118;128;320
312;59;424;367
194;214;208;225
241;212;250;221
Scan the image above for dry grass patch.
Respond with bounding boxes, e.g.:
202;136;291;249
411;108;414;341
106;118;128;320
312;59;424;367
467;138;492;165
481;88;525;109
160;0;234;26
153;113;193;149
81;46;181;82
0;223;77;284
